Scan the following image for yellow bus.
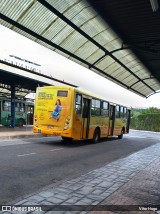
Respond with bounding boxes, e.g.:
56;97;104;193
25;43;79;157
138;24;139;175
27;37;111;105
33;86;131;142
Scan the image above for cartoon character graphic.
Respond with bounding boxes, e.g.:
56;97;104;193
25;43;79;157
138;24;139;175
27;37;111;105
50;99;62;120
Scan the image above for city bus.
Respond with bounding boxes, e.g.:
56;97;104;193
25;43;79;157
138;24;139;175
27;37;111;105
0;97;34;127
33;86;131;142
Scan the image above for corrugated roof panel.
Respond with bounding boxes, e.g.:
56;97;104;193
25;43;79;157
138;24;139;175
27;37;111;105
74;41;99;60
145;79;160;90
135;70;149;79
132;81;147;91
19;2;57;35
113;50;131;60
104;42;121;52
0;20;13;29
0;0;31;20
137;86;153;96
102;30;118;45
127;62;140;71
57;31;87;53
93;29;112;47
96;56;115;70
85;49;104;64
46;0;79;14
64;2;91;25
80;17;107;38
114;70;130;79
123;76;138;86
51;22;74;45
105;62;121;73
106;67;128;77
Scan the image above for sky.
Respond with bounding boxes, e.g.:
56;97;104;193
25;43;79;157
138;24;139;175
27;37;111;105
0;24;160;108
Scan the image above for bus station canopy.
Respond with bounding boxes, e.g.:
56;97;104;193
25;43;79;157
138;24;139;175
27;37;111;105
0;0;160;98
0;60;77;99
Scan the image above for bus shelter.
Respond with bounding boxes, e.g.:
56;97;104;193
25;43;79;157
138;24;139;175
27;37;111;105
0;0;160;99
0;60;77;127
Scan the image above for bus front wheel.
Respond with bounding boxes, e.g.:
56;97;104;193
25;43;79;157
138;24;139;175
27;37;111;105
93;128;100;143
118;129;123;139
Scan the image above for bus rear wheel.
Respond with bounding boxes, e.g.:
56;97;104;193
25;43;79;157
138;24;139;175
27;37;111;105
61;137;72;142
93;128;100;143
118;129;123;139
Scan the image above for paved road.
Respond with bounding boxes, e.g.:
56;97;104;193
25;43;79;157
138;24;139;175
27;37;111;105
0;130;159;204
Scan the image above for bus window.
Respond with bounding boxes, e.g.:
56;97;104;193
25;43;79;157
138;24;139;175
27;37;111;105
120;106;124;118
20;103;25;112
15;102;19;112
101;101;109;117
15;102;24;112
75;94;82;114
116;105;120;118
91;99;95;115
124;107;127;118
91;99;100;116
57;90;68;97
3;101;11;111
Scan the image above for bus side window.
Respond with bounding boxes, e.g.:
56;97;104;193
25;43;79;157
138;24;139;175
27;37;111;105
75;94;82;114
91;99;100;116
20;103;25;112
91;99;96;115
124;107;127;118
15;102;19;112
101;101;109;117
116;105;120;118
120;106;124;118
3;101;11;111
95;100;100;116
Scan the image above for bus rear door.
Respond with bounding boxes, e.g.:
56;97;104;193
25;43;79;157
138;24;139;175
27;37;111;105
108;104;115;136
81;97;91;139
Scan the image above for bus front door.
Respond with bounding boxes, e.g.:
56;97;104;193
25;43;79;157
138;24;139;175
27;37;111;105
81;98;90;139
108;105;115;136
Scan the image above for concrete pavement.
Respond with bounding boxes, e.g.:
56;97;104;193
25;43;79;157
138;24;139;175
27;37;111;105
0;140;160;214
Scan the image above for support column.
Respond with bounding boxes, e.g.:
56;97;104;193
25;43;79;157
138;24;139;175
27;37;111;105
11;84;16;128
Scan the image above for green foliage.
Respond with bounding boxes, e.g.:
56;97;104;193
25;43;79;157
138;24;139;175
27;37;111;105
130;107;160;132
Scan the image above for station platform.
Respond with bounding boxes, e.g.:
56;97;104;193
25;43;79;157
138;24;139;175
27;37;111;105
1;136;160;214
0;125;43;140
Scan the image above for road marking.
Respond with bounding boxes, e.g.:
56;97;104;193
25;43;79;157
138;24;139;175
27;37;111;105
50;148;64;152
17;153;36;157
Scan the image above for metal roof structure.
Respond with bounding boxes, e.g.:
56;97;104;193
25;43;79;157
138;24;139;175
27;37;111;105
0;0;160;98
0;60;77;98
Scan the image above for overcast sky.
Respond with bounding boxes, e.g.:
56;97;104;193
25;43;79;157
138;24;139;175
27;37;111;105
0;24;160;108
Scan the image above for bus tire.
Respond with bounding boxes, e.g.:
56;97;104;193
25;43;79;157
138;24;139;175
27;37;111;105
18;118;24;127
93;128;100;143
61;137;72;142
118;129;123;139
